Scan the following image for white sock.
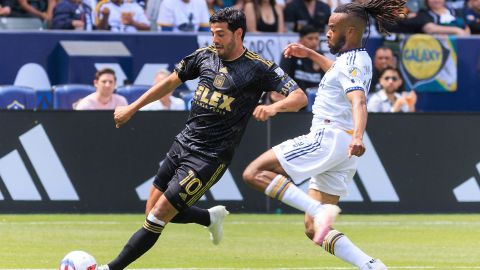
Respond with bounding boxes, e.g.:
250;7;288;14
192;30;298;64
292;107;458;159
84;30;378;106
147;212;166;226
323;230;372;267
265;175;323;216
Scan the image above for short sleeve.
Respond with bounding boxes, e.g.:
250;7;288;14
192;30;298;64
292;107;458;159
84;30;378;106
132;3;149;25
338;63;370;94
261;63;298;96
174;50;202;82
117;94;128;106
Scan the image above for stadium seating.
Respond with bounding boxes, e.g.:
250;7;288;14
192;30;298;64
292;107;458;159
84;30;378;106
0;85;36;110
116;85;150;104
0;17;44;30
52;84;95;110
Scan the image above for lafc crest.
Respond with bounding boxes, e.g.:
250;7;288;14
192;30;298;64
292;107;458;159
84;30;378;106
213;74;226;88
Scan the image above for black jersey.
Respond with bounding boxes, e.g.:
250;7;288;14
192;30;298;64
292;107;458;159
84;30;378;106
174;46;298;163
279;54;324;91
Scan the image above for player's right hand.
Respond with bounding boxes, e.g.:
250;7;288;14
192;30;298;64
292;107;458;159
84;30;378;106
348;137;366;158
114;105;134;128
283;43;311;59
253;105;277;122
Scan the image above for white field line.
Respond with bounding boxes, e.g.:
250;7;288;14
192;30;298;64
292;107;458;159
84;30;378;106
1;221;480;226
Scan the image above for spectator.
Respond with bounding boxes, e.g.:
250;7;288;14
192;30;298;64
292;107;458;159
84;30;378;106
244;0;285;32
140;69;186;111
284;0;330;33
96;0;150;32
370;46;397;94
263;25;322;108
207;0;223;15
417;0;471;35
383;0;469;35
367;67;417;113
0;0;13;16
465;0;480;33
279;24;323;92
11;0;56;23
75;68;128;110
52;0;93;30
156;0;210;32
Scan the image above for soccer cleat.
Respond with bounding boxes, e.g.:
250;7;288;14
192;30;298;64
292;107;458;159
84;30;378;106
96;265;110;270
312;204;341;245
360;259;388;270
207;205;229;245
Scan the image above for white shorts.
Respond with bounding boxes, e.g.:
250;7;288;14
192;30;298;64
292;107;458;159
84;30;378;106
272;127;357;197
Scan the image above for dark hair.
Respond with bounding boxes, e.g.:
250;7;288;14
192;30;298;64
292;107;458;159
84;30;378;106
379;66;401;78
299;24;319;37
334;0;407;35
375;46;394;55
210;7;247;40
95;68;116;81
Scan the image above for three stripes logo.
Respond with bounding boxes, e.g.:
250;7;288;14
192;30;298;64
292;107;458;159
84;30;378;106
0;124;79;201
136;132;400;203
453;162;480;202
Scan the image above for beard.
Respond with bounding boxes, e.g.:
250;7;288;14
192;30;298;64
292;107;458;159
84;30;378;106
217;41;235;60
329;35;346;54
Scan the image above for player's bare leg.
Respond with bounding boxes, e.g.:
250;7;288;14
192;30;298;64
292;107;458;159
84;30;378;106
243;149;339;243
305;189;386;270
145;185;161;215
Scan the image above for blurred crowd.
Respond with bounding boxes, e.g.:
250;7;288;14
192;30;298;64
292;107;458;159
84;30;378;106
0;0;477;35
2;0;478;112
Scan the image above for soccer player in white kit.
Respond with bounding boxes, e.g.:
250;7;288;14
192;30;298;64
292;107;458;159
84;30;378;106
243;0;406;269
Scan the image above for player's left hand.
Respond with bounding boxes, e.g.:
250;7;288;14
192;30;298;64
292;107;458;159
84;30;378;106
348;138;365;158
253;105;277;121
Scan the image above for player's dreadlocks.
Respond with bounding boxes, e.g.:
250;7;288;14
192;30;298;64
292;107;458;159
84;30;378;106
335;0;407;35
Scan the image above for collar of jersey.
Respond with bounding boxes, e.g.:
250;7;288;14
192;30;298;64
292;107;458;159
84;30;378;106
337;47;366;56
222;47;247;62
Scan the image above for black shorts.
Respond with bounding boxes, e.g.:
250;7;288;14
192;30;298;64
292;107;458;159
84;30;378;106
154;141;228;211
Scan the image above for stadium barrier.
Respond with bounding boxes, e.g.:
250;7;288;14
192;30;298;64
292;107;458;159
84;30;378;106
0;111;479;214
0;32;479;111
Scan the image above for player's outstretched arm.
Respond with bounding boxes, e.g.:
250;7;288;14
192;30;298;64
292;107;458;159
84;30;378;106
253;88;307;121
283;43;334;72
346;90;367;158
114;72;182;128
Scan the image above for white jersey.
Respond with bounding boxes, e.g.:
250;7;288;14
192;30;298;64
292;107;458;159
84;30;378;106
311;48;372;131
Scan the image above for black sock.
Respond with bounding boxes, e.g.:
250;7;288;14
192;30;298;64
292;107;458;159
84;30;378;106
108;219;164;270
170;206;210;226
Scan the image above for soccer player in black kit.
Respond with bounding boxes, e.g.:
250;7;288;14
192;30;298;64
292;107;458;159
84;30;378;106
100;8;307;270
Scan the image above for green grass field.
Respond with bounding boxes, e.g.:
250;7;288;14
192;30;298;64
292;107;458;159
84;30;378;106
1;214;479;269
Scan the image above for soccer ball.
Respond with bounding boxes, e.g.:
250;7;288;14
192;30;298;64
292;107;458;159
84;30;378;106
59;251;97;270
